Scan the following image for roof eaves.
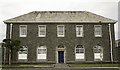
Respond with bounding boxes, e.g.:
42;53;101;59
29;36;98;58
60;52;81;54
3;21;117;24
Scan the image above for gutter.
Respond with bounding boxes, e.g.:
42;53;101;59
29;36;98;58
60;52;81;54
3;21;117;24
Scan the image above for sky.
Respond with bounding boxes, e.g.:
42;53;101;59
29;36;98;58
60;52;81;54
0;0;119;42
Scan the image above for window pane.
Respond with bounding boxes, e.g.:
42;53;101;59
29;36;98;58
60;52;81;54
95;26;101;36
38;54;46;59
76;45;84;59
20;26;27;37
76;53;84;59
79;49;84;53
76;45;83;48
76;49;79;53
76;26;83;36
18;46;27;59
58;45;64;48
39;26;46;36
94;46;103;59
37;46;47;59
57;26;64;36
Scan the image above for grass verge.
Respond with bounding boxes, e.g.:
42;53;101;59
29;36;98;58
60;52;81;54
1;64;52;68
72;64;119;67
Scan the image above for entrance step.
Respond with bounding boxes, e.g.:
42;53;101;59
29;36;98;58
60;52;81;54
54;64;70;68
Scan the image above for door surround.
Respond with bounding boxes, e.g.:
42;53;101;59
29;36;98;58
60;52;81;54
56;47;66;63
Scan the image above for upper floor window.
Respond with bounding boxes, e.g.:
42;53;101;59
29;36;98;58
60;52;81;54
18;46;27;60
20;25;27;37
57;25;65;37
37;46;47;59
76;25;83;37
93;45;103;60
75;45;85;60
94;25;102;37
38;25;46;37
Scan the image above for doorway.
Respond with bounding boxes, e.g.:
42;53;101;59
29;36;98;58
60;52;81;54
58;51;64;63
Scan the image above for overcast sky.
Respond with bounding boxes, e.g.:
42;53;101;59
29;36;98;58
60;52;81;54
0;0;119;42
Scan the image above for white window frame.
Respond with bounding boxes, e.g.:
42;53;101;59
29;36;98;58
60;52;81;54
57;25;65;37
38;25;46;37
37;46;47;59
18;46;28;60
20;25;27;37
94;25;102;37
76;25;83;37
75;45;85;60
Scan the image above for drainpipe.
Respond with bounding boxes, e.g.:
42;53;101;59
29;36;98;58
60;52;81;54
4;47;6;64
9;23;13;65
10;23;13;39
109;24;113;62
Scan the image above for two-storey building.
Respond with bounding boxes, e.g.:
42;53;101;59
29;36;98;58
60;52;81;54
3;11;117;64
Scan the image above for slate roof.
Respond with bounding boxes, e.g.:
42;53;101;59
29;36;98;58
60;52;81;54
4;11;117;23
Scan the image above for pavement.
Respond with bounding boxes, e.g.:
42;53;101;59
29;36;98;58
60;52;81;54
1;67;120;70
1;64;120;70
54;64;70;68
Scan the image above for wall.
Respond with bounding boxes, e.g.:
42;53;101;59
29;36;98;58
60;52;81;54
5;23;113;64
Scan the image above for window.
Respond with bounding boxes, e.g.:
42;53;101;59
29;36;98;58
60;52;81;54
58;45;64;48
94;45;103;60
75;45;84;59
76;25;83;37
37;46;47;59
18;46;27;59
94;25;102;37
38;25;46;37
57;25;65;37
20;25;27;37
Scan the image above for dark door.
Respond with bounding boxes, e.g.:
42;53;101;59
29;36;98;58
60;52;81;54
58;51;64;63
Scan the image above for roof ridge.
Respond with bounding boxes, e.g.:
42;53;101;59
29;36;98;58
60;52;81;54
32;11;87;13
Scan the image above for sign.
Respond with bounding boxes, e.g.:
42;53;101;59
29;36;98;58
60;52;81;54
100;51;102;54
100;51;102;61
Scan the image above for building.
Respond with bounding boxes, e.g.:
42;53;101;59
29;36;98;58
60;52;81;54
115;39;120;61
116;39;120;47
3;11;117;64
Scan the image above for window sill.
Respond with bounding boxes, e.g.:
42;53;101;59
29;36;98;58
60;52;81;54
18;59;28;61
36;59;47;62
94;59;102;61
76;36;83;37
38;36;46;37
95;36;102;37
75;59;85;61
57;35;65;37
20;36;27;37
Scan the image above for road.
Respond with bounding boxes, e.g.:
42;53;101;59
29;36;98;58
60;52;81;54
1;67;120;70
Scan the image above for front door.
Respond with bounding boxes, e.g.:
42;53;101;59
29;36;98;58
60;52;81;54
58;51;64;63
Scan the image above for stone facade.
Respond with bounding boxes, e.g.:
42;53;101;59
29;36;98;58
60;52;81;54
3;11;117;64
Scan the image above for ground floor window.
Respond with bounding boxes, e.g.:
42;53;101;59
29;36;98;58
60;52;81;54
75;45;84;59
37;46;47;59
94;45;103;60
18;46;27;59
